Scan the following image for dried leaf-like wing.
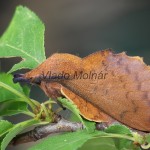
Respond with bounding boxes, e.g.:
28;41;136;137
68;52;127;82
61;86;114;123
19;50;150;131
62;50;150;131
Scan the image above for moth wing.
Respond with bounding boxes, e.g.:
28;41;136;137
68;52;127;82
63;50;150;131
61;86;114;123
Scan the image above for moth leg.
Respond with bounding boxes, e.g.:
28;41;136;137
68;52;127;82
39;82;67;110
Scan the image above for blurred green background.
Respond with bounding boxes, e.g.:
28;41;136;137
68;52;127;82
0;0;150;150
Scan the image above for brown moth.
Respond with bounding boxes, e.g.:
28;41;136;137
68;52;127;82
13;49;150;132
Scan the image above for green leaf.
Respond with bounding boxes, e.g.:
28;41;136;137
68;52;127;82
105;123;132;135
0;73;27;102
57;98;85;126
58;98;97;132
113;138;140;150
0;120;13;137
82;119;95;133
145;134;150;143
105;124;134;150
29;130;101;150
1;119;40;150
0;73;36;110
70;113;95;133
78;137;117;150
0;6;46;73
142;134;150;149
22;85;30;97
0;100;29;116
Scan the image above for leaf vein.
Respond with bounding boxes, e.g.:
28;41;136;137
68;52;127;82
6;44;40;64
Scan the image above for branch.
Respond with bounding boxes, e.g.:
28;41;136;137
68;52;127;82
10;117;83;146
9;116;147;146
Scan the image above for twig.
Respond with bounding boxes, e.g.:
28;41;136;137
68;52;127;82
10;116;83;146
9;116;148;146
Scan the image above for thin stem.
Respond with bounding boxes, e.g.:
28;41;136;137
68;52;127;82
10;117;83;145
141;143;150;149
43;100;56;105
0;82;36;110
35;105;44;120
5;119;41;149
41;103;51;121
98;133;134;141
22;111;35;117
55;107;63;114
31;99;41;107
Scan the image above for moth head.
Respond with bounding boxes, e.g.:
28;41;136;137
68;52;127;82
13;73;41;85
13;53;81;85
